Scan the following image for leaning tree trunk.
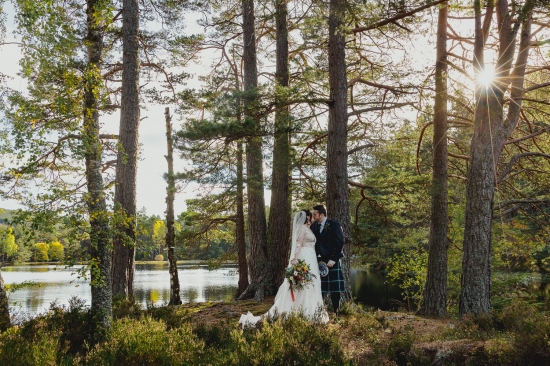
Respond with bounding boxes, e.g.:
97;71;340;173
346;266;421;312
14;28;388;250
112;0;140;300
0;269;10;331
266;0;291;294
460;0;532;315
236;140;249;295
85;0;112;344
164;107;182;305
326;0;352;300
419;1;448;317
238;0;268;302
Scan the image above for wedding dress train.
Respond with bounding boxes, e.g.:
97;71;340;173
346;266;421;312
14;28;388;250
239;221;329;326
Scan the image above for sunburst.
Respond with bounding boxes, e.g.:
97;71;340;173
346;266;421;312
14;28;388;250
476;64;495;89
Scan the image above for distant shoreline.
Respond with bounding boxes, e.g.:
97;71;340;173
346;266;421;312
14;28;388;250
4;260;237;266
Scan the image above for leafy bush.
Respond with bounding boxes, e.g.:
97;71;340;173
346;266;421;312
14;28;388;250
48;241;65;261
85;317;203;366
32;242;50;261
387;250;428;311
154;254;164;261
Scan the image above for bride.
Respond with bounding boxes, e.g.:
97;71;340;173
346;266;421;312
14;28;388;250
239;210;329;326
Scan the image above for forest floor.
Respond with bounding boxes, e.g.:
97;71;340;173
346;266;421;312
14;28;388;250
176;296;493;365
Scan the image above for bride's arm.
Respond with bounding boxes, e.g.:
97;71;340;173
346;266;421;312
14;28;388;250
292;226;307;263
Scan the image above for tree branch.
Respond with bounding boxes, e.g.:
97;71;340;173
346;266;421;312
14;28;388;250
348;102;413;117
352;0;448;34
347;77;414;94
496;198;550;210
505;125;550;145
348;144;374;155
498;152;550;183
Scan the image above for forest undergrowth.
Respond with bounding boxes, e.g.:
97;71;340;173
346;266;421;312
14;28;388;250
1;296;550;365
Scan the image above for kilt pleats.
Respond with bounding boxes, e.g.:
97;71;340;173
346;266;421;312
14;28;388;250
321;259;344;293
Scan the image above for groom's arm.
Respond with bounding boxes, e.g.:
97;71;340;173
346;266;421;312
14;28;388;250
314;240;322;263
329;221;344;262
314;224;322;262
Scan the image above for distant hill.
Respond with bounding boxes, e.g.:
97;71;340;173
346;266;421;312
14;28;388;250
0;208;14;225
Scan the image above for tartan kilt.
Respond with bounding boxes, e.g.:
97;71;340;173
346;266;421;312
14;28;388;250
321;259;345;293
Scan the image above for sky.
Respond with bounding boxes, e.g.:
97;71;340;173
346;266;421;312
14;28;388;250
0;3;271;217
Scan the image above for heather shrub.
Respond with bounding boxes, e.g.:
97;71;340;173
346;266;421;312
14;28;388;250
85;316;203;366
144;304;190;330
346;312;383;344
0;324;59;365
206;314;349;366
492;301;550;364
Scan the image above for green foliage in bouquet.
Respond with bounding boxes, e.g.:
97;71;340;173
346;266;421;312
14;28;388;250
285;259;316;290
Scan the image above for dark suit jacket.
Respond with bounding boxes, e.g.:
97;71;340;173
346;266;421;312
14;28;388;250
312;218;344;263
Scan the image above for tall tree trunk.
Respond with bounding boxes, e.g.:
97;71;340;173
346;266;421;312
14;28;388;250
0;269;10;332
460;0;532;315
266;0;291;294
85;0;112;344
419;1;448;317
223;45;248;297
327;0;352;300
238;0;268;302
112;0;140;300
164;107;182;305
236;140;249;295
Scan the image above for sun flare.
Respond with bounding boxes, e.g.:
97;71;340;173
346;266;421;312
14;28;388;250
477;65;495;88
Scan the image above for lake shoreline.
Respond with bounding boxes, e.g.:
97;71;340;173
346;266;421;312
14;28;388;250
4;259;238;266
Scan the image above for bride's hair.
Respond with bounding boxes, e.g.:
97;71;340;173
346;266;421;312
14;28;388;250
301;209;312;224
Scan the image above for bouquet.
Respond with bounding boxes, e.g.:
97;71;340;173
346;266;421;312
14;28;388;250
285;259;317;302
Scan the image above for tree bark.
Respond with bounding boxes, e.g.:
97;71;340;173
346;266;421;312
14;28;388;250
419;1;448;317
266;0;291;294
164;107;182;305
238;0;268;302
228;51;249;296
460;0;533;316
85;0;112;344
236;140;249;295
112;0;140;300
327;0;352;300
0;269;10;332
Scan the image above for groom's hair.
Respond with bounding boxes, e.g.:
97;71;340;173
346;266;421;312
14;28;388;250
313;205;326;216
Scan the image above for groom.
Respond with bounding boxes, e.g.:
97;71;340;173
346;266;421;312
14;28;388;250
312;204;345;317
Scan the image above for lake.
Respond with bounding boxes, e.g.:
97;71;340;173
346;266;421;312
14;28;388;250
2;263;404;315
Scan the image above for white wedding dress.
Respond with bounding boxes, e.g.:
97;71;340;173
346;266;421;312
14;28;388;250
239;221;329;326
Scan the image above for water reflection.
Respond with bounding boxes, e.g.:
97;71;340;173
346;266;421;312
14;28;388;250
3;263;404;315
3;263;241;314
351;268;403;310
